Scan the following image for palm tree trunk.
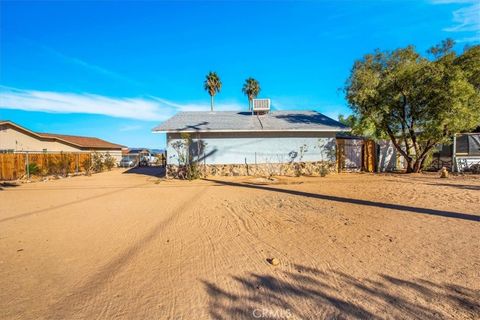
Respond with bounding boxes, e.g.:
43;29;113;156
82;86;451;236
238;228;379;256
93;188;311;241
210;95;213;111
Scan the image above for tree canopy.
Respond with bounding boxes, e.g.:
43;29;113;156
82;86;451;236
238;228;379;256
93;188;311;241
344;40;480;172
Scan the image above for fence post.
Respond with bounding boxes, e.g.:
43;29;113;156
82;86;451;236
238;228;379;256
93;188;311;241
336;139;343;173
76;154;79;174
452;133;457;173
26;152;30;180
203;151;206;176
0;154;3;180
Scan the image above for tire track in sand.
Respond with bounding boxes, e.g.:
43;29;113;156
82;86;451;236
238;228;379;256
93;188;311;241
226;195;353;313
162;193;228;319
44;186;209;320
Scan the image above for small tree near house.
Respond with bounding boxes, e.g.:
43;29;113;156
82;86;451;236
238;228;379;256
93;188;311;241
344;39;480;173
171;132;201;180
316;139;336;176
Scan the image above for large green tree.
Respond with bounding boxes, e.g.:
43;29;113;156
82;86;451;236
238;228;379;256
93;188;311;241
204;71;222;111
344;40;480;173
242;78;261;110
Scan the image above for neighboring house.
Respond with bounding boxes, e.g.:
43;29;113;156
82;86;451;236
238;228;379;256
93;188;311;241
122;148;152;166
125;148;151;156
153;111;349;176
0;120;125;163
124;148;165;156
430;132;480;172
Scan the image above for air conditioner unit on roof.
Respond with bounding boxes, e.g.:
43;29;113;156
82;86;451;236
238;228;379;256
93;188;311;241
252;99;270;112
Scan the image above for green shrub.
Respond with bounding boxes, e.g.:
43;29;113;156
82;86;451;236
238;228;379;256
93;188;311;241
104;153;116;171
26;163;39;175
319;164;329;177
81;156;92;175
92;152;104;173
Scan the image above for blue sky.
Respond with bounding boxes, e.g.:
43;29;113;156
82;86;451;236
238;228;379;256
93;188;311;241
1;0;479;148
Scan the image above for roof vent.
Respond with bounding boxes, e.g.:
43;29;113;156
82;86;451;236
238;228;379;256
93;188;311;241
252;99;270;114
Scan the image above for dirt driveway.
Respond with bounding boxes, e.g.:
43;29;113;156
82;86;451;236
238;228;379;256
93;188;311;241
1;169;479;319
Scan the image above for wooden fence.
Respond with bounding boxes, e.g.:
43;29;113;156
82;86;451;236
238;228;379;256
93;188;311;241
363;140;376;172
336;138;376;173
0;152;92;181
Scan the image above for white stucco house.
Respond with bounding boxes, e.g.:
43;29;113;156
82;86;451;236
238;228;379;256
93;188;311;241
0;120;126;162
153;110;349;176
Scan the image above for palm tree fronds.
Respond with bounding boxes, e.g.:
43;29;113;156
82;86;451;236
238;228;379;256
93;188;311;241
204;71;222;111
242;77;261;110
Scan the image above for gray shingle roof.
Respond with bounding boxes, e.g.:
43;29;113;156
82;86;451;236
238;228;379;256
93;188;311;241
153;111;349;133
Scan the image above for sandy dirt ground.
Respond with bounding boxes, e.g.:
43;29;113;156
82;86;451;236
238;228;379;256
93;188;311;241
0;168;479;320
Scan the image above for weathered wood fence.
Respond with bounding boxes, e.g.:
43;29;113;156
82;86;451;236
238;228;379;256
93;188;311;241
0;152;92;181
336;138;376;173
363;140;376;172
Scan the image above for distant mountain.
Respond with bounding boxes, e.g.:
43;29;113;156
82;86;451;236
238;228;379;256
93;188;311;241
126;148;165;155
150;149;165;155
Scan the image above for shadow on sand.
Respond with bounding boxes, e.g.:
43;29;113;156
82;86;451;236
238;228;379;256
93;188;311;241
203;179;480;222
202;264;479;319
122;166;165;178
425;183;480;191
0;182;20;190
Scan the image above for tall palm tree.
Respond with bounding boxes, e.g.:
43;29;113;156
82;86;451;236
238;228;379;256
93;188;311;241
242;78;261;111
204;72;222;111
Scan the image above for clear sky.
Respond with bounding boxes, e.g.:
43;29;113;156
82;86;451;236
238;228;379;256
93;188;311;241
1;0;478;148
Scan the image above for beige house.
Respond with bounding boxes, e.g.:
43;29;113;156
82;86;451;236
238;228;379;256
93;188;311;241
0;120;125;162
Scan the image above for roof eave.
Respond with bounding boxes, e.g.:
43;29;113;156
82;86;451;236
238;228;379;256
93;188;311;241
152;128;351;134
1;121;85;148
2;120;125;149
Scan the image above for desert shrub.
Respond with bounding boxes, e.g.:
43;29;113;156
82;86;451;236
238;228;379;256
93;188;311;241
44;154;70;176
264;162;277;178
46;157;61;175
58;154;72;177
316;139;336;177
39;166;49;176
289;144;308;177
26;163;39;175
318;163;329;177
81;156;92;175
104;153;116;171
186;162;201;180
91;152;105;173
